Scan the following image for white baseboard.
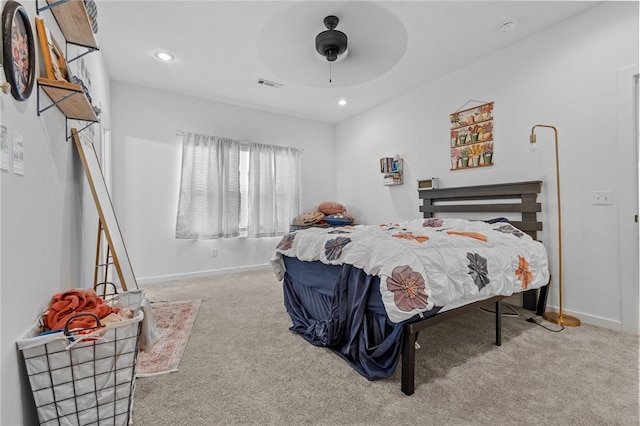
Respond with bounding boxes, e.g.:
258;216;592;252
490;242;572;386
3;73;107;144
503;295;623;331
543;306;623;332
136;264;271;286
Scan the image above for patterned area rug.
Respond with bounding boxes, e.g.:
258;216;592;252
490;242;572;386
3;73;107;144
136;300;201;377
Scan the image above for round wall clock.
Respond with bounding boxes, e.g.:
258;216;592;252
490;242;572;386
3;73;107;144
2;1;35;101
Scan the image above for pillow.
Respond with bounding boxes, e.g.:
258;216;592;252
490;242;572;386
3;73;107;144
323;213;354;226
485;217;510;224
317;201;346;215
423;218;443;228
292;211;324;226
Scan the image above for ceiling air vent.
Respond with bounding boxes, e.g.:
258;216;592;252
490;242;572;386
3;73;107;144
257;78;283;88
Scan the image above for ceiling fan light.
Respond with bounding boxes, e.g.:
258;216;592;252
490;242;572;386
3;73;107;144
315;16;348;63
315;30;348;61
325;48;337;62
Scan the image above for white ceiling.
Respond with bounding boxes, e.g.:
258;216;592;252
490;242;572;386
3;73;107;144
95;1;600;124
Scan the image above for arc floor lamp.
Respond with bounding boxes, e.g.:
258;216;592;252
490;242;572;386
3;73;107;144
530;124;581;327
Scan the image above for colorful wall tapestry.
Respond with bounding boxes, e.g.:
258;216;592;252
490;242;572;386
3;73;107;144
450;102;494;170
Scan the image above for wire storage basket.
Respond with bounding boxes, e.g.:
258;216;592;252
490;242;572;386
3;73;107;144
17;290;145;426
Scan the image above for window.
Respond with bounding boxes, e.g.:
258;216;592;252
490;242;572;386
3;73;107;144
239;148;249;230
176;132;300;239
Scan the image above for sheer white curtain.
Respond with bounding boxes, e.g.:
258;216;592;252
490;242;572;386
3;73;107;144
175;132;240;239
247;142;300;237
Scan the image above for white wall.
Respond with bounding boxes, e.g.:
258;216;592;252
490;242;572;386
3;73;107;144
110;82;336;282
0;1;112;423
335;2;639;330
1;1;636;423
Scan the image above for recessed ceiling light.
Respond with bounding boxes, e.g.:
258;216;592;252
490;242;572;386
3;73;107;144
154;51;175;62
338;98;347;106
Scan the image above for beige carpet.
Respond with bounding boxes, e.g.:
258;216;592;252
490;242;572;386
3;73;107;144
132;268;639;425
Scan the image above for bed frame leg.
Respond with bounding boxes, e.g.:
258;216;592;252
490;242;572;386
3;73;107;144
495;301;502;346
401;328;416;396
536;282;549;317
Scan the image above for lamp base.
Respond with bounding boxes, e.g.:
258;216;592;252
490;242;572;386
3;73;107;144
543;311;581;327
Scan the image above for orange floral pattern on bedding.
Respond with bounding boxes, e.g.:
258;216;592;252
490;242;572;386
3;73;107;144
515;256;533;289
447;231;488;242
392;232;429;243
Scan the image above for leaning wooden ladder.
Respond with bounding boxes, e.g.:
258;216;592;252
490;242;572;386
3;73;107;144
73;128;137;293
93;220;118;296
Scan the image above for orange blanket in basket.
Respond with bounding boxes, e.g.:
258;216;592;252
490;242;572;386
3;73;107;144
44;288;117;331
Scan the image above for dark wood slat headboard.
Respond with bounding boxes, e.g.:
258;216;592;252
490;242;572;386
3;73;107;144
418;180;543;239
418;180;546;312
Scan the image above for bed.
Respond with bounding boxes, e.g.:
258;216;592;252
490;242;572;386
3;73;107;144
271;181;550;395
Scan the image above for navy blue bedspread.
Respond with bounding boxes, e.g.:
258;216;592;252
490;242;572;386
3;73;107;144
282;256;440;380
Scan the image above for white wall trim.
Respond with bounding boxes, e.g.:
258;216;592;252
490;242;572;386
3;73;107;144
136;264;272;285
617;64;640;335
541;306;623;332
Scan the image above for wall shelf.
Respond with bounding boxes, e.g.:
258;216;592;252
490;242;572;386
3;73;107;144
37;78;98;122
40;0;98;49
381;157;403;186
35;0;100;139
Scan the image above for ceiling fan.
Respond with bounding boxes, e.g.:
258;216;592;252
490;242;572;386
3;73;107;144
315;15;348;82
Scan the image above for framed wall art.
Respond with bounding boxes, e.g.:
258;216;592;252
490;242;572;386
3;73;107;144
450;101;494;170
35;17;68;82
1;1;35;101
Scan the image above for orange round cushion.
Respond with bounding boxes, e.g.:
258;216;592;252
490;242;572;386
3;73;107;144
317;201;346;215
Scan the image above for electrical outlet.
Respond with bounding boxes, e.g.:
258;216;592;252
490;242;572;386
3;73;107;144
210;248;218;257
593;190;613;205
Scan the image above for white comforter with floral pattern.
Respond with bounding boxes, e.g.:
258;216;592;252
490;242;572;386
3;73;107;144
271;218;549;323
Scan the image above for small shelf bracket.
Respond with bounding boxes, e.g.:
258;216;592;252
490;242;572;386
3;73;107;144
65;120;97;141
36;0;69;15
66;46;98;64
